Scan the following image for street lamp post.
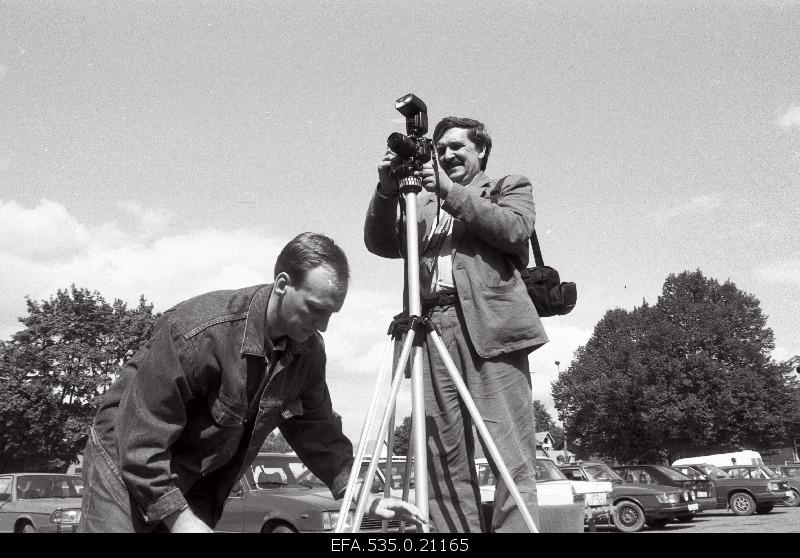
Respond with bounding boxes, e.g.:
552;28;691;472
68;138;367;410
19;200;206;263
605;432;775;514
554;361;567;463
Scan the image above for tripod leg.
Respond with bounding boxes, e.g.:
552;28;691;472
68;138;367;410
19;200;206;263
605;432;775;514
335;335;396;532
425;328;539;533
350;328;420;532
398;418;416;533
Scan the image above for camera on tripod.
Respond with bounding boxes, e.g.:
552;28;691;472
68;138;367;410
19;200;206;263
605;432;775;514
386;93;433;182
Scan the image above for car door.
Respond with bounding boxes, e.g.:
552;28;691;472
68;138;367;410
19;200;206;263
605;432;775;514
215;479;247;532
0;476;13;532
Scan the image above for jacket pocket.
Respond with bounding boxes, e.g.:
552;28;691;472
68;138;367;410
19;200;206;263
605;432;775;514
482;278;520;294
210;397;244;427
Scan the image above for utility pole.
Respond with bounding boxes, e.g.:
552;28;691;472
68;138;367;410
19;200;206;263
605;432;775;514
555;360;568;463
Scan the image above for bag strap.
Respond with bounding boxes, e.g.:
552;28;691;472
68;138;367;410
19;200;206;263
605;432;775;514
489;176;545;267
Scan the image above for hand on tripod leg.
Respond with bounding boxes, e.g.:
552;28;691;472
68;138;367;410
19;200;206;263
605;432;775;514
368;497;427;528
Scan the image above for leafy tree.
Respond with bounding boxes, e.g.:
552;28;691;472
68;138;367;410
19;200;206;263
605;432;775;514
552;270;800;464
392;415;412;456
0;285;158;472
533;400;564;450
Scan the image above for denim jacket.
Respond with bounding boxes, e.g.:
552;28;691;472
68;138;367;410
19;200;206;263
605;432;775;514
364;172;548;358
92;284;353;526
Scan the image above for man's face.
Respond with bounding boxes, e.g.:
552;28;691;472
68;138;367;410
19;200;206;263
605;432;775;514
273;265;347;342
435;127;486;185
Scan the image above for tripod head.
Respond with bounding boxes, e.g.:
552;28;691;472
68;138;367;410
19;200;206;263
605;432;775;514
386;93;433;189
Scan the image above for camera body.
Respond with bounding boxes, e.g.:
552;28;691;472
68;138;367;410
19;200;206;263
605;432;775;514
387;93;433;181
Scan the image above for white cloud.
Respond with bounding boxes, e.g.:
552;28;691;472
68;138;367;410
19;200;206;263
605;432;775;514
753;259;800;286
0;198;284;338
778;106;800;130
646;193;726;225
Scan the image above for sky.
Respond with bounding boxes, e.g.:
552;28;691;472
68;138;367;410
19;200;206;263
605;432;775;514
1;1;799;443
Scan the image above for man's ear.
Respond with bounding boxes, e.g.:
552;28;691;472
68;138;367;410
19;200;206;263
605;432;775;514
273;272;291;295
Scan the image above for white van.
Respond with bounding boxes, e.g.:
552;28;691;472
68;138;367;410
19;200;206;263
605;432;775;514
672;450;763;468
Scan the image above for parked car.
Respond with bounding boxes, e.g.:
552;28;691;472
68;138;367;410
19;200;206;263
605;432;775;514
0;473;83;533
719;464;800;507
477;457;614;530
672;463;791;515
476;457;586;533
558;461;697;532
611;464;716;512
215;452;383;533
775;464;800;479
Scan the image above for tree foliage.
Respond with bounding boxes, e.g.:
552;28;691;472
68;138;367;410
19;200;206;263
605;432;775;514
0;285;158;472
552;270;800;464
533;400;564;450
391;415;413;456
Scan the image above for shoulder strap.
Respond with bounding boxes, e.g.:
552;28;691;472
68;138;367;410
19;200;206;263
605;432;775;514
489;176;545;267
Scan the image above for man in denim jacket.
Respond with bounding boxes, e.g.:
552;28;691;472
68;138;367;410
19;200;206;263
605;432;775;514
79;233;423;532
364;117;548;532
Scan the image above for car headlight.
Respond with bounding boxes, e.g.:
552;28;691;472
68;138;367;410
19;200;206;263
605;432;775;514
49;508;81;525
767;482;780;491
321;510;354;530
655;492;681;504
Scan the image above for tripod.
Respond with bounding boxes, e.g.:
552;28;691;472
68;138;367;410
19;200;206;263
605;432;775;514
335;175;538;533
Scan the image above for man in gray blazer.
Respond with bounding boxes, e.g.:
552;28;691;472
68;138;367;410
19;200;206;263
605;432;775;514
364;116;548;532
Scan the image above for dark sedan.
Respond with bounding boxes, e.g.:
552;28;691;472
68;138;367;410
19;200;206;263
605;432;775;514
673;463;790;515
719;464;800;507
215;452;380;533
612;464;716;512
559;461;697;532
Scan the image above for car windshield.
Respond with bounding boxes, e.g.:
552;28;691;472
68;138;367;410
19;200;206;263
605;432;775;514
583;464;624;482
535;459;568;482
358;459;415;492
779;467;800;478
694;464;731;479
676;467;707;480
655;465;691;481
246;454;326;489
760;465;780;478
15;475;83;499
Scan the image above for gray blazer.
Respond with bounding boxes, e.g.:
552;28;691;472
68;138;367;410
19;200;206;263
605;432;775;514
364;171;548;359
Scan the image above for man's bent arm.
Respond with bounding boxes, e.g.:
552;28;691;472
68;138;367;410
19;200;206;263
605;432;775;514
115;321;196;525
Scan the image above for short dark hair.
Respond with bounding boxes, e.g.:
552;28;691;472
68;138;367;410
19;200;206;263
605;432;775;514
274;232;349;291
432;116;492;170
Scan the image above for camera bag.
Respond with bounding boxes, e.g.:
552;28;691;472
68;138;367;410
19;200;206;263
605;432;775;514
489;178;577;318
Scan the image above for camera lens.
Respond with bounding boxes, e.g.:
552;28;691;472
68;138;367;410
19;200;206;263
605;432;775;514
387;132;415;158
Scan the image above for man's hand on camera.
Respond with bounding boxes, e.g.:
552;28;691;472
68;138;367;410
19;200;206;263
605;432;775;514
368;497;427;527
377;148;401;197
421;161;453;196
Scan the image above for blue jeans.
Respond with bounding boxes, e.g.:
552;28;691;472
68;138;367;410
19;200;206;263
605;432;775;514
78;427;157;532
422;303;539;533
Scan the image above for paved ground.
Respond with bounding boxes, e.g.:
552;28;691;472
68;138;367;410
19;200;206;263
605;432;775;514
591;505;800;533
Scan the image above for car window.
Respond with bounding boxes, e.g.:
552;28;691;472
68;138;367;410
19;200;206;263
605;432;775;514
780;467;800;478
627;468;655;484
15;475;83;499
246;455;323;488
561;468;587;481
584;464;624;482
0;476;11;500
535;459;568;482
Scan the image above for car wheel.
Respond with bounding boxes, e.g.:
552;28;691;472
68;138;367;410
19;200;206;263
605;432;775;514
784;489;800;507
675;513;695;523
265;523;296;533
755;505;774;514
613;501;646;533
645;518;669;529
729;492;756;516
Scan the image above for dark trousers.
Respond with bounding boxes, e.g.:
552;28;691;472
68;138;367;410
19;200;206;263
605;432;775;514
421;303;539;533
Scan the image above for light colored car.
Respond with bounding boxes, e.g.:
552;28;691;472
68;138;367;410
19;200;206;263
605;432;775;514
476;457;604;532
0;473;83;533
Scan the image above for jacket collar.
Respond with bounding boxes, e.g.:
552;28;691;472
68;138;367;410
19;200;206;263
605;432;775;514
240;284;310;358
